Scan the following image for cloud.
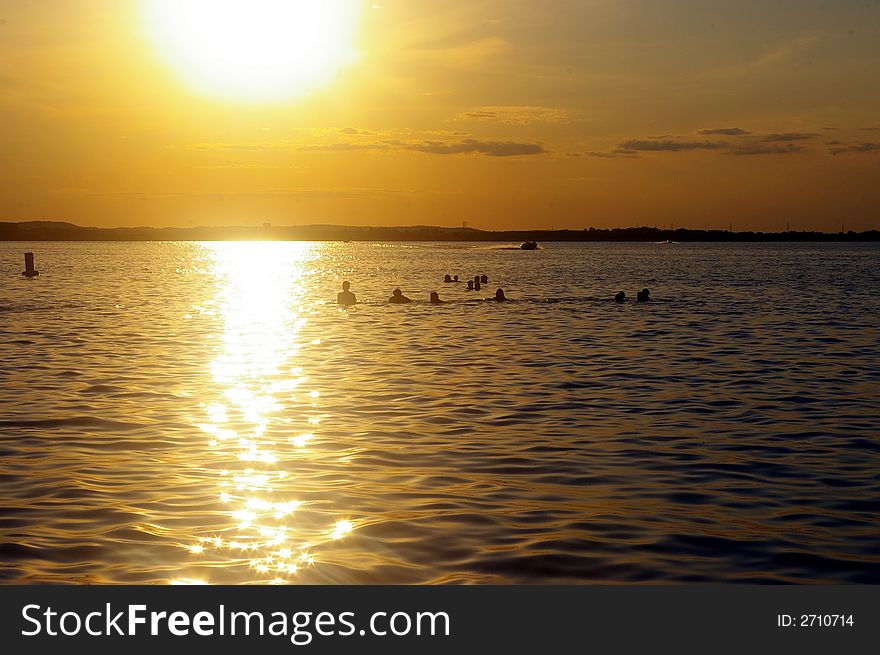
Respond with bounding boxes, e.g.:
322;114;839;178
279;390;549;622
460;105;568;125
697;127;750;136
568;150;639;159
406;139;545;157
184;132;545;158
413;36;512;66
761;132;819;142
829;142;880;155
302;138;546;157
729;143;803;156
704;35;818;78
618;139;725;152
300;142;389;152
465;110;498;120
588;130;816;158
187;142;283;152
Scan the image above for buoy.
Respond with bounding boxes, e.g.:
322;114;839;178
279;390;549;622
22;252;39;277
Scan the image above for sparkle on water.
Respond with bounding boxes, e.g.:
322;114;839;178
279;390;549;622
175;243;351;584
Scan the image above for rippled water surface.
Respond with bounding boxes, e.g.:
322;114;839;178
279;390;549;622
1;241;879;584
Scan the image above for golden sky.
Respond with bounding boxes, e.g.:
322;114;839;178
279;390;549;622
1;0;879;231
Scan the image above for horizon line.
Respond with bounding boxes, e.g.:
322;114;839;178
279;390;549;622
2;220;878;236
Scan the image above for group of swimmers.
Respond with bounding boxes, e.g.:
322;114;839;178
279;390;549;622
615;288;651;303
337;274;508;306
337;279;650;306
444;273;489;292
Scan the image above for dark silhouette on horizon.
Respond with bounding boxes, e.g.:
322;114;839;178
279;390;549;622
2;221;878;243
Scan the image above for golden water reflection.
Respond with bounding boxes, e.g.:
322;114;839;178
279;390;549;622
174;242;354;584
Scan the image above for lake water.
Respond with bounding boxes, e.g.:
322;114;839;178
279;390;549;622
1;241;878;584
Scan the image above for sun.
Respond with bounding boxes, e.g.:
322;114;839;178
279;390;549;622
142;0;361;101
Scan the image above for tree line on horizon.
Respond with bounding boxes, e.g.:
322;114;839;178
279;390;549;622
1;220;878;242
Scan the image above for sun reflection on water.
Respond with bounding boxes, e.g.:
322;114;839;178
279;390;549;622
172;242;355;585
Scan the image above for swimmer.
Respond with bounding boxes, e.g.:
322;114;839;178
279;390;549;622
474;281;481;291
389;288;413;304
337;281;356;305
614;291;626;303
453;275;460;282
636;288;651;302
444;274;452;283
493;288;508;302
480;275;488;283
474;275;480;284
467;280;474;290
429;291;442;303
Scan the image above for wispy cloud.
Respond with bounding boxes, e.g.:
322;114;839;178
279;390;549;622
412;36;512;67
761;132;819;142
703;35;818;78
305;138;545;157
186;142;286;152
829;142;880;155
729;143;803;156
300;142;390;152
406;139;545;157
618;139;725;152
588;129;820;158
460;105;568;125
585;150;640;159
185;134;545;158
697;127;751;136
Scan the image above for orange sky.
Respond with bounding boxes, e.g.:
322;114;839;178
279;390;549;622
1;0;879;231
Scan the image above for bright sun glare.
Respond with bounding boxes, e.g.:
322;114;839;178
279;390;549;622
142;0;361;101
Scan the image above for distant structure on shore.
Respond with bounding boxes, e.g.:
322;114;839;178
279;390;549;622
1;221;878;243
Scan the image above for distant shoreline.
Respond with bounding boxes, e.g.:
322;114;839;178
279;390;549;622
2;220;878;242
